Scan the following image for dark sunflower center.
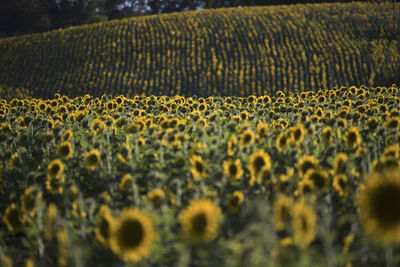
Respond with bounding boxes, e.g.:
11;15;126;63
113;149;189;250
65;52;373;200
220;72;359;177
230;196;239;207
370;185;400;228
279;135;287;147
243;134;252;144
338;177;346;189
119;219;144;248
310;172;325;188
195;161;204;173
300;161;315;175
50;164;60;175
229;164;237;176
347;132;357;143
8;209;22;226
253;156;265;173
294;129;302;140
60;145;70;156
88;154;99;165
191;213;207;234
99;217;110;239
300;216;308;232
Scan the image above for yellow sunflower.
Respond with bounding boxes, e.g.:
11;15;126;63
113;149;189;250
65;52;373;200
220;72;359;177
297;155;319;178
344;127;362;149
292;201;316;248
257;122;269;137
222;159;243;180
109;208;156;262
276;132;289;152
227;191;244;212
2;203;26;234
359;170;400;244
85;149;101;170
47;159;64;178
227;134;238;156
46;174;65;195
189;155;207;181
147;189;165;208
240;129;255;147
57;141;74;159
119;173;133;192
248;150;271;185
321;126;333;144
273;195;293;231
20;186;40;216
333;174;348;197
304;169;329;191
289;124;305;145
179;199;222;244
95;205;115;246
333;153;348;174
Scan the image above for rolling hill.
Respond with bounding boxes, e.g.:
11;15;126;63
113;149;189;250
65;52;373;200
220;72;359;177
0;2;399;98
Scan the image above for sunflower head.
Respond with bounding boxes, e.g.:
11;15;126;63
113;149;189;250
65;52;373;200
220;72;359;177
333;174;348;197
222;159;243;180
359;170;400;244
227;134;238;156
289;124;305;145
240;129;255;147
292;201;316;248
179;199;222;244
273;195;293;231
321;126;333;144
228;191;244;212
2;203;26;234
20;186;40;216
334;153;348;174
147;189;165;208
248;150;271;186
344;127;361;149
297;155;319;178
109;208;155;262
189;155;207;181
47;159;64;178
257;122;269;137
304;169;328;190
276;132;289;152
85;149;101;170
57;141;73;159
119;173;133;192
95;205;115;246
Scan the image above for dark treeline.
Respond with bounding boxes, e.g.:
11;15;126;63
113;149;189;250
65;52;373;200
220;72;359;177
0;0;386;37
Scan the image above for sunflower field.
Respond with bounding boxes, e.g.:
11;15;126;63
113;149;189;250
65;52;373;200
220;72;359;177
1;85;400;266
0;2;399;99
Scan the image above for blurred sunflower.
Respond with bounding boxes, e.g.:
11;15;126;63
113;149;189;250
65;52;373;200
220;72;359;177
333;153;348;174
2;203;26;234
333;174;348;197
227;191;244;212
227;134;238;156
304;169;329;190
57;141;74;159
179;199;222;243
321;126;333;144
344;127;361;149
95;205;115;246
248;150;271;185
289;124;305;145
297;155;319;178
47;159;64;178
189;155;207;181
147;189;165;208
257;122;269;137
222;159;243;180
119;173;133;192
240;129;255;147
85;149;101;170
292;201;316;248
273;195;293;231
359;170;400;244
110;208;155;262
20;186;40;216
276;132;289;152
46;174;65;195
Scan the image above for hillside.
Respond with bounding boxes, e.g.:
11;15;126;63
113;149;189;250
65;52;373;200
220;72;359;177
0;2;399;98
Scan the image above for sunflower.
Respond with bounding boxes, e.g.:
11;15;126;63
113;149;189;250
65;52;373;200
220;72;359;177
67;185;79;201
85;149;101;170
109;208;155;262
222;159;243;180
147;189;165;208
333;153;348;174
333;174;348;197
95;205;115;246
297;178;315;196
321;126;333;144
273;195;293;231
297;155;319;178
385;117;400;129
289;124;305;145
57;141;74;159
344;127;362;149
359;170;400;244
179;199;222;243
2;203;26;234
276;132;289;152
189;155;207;181
227;134;238;156
248;150;271;186
20;186;39;216
304;169;329;190
119;173;133;192
240;129;255;147
46;173;65;195
257;122;269;137
47;159;64;178
292;201;316;248
227;191;244;212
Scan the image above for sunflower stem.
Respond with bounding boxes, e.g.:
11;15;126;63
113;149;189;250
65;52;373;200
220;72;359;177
385;245;393;267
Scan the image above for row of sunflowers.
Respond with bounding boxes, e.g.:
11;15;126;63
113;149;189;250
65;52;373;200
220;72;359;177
0;2;399;99
1;85;400;266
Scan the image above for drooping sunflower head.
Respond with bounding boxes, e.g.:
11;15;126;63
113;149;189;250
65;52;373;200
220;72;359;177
179;199;222;244
240;129;255;147
20;186;40;216
344;127;362;149
257;122;269;137
289;124;305;145
57;141;74;159
385;117;400;129
95;205;115;246
85;149;101;171
248;150;271;185
227;134;238;156
47;159;64;178
321;126;333;144
292;201;316;248
273;195;293;231
2;203;26;234
227;191;244;212
304;169;329;191
276;132;289;152
147;189;165;208
297;155;319;178
119;173;133;192
359;170;400;244
222;159;243;180
61;129;73;142
333;174;348;197
110;208;155;262
189;155;207;181
333;153;348;174
46;174;65;195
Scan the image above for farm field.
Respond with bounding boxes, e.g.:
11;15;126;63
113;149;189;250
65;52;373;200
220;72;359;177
0;2;399;99
1;85;400;266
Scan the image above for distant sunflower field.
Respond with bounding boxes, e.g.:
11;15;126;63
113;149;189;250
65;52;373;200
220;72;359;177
1;85;400;266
